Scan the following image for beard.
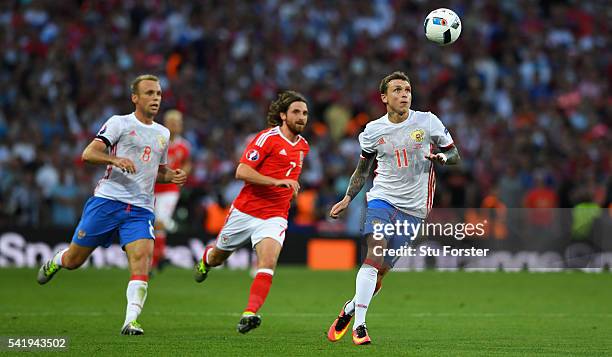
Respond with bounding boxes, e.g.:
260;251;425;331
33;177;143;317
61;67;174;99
286;120;305;135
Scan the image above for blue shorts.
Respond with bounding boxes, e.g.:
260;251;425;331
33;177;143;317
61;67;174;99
363;199;423;267
71;196;155;248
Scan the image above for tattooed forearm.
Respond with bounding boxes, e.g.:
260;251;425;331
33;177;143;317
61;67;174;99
442;146;461;165
346;154;375;200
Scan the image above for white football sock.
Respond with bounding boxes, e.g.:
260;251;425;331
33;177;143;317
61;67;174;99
353;264;378;330
53;248;68;267
344;277;382;316
344;298;355;315
124;280;148;326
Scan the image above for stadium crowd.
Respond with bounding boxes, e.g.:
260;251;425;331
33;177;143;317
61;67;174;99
0;0;610;236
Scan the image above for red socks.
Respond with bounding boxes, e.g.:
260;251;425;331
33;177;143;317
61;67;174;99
152;232;166;268
244;269;274;314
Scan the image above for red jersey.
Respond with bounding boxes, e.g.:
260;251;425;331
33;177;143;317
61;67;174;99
233;126;310;220
154;136;191;193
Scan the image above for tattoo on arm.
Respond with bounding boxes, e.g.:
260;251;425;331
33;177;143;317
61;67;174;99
442;146;461;165
346;154;376;200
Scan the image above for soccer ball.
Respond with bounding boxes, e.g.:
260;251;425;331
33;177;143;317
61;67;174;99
424;8;462;46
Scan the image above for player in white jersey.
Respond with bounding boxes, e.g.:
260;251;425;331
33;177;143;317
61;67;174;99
326;71;461;345
36;74;187;335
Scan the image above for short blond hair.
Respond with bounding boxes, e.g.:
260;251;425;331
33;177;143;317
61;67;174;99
164;109;183;123
130;74;160;94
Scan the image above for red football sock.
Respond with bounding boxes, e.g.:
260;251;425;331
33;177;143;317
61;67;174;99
152;231;166;268
244;270;274;314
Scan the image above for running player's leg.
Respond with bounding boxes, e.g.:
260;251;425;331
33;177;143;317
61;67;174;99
350;210;420;345
237;217;286;334
118;205;156;335
203;246;233;267
351;233;384;344
329;201;393;344
328;248;388;342
343;263;389;315
122;238;153;335
37;197;119;285
194;207;251;283
152;219;166;270
193;244;233;282
37;243;95;284
152;191;179;270
54;243;95;270
244;238;281;314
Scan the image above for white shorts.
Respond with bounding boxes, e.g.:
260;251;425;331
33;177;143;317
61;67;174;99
154;191;180;227
216;206;287;251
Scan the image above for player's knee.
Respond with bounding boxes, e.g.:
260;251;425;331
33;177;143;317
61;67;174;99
364;252;384;267
129;249;151;265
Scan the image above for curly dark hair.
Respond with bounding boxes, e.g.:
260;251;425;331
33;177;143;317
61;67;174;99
266;90;308;127
379;71;411;94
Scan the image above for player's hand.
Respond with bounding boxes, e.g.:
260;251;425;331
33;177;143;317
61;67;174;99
171;169;187;186
112;157;136;174
274;179;300;197
329;196;351;219
425;153;447;165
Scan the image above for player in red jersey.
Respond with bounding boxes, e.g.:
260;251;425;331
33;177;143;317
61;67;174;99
152;109;192;270
194;91;309;333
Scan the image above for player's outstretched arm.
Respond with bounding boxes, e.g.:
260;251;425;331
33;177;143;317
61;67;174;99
235;163;300;195
424;145;461;165
329;152;376;219
82;140;136;173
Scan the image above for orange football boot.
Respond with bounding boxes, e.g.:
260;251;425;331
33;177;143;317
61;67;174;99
327;300;353;342
352;324;371;345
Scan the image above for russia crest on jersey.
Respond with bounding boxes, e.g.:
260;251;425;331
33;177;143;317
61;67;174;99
246;149;260;161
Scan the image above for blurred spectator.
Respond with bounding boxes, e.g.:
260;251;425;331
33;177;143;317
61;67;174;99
0;0;609;235
6;169;41;226
49;167;81;227
523;172;559;227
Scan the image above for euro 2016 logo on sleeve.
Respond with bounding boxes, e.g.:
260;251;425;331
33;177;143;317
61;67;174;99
77;230;86;239
246;149;260;161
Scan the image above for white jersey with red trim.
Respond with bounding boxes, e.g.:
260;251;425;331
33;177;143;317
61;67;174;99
93;113;169;212
359;109;454;218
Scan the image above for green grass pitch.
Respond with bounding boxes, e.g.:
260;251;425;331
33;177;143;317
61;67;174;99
2;267;612;356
